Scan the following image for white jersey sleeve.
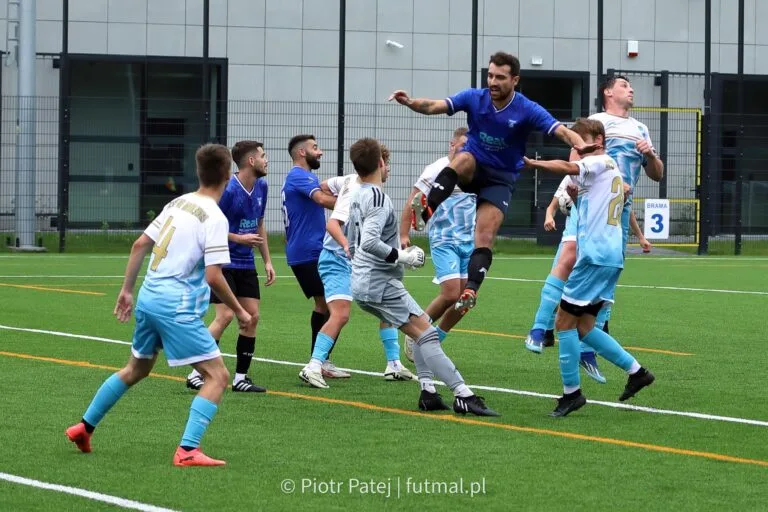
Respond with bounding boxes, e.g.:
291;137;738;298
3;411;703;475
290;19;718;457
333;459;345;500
414;156;450;194
203;212;231;267
553;176;574;199
329;174;359;224
144;205;169;242
574;155;617;188
325;176;348;197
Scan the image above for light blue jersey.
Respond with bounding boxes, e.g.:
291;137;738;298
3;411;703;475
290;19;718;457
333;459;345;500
589;112;654;195
415;157;476;247
572;155;625;269
137;193;230;320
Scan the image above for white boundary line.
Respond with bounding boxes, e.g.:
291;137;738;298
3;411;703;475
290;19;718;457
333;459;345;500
2;324;767;428
0;472;179;512
1;254;768;261
0;274;766;296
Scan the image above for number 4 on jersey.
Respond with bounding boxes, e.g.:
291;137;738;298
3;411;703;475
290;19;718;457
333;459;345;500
151;216;176;271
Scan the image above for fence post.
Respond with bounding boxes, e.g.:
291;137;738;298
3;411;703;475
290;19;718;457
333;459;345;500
336;0;346;176
658;70;669;199
699;0;712;255
57;0;70;252
734;0;744;255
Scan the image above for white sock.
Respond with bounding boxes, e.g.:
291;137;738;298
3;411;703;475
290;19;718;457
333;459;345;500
234;373;246;384
564;385;580;395
308;358;323;372
388;359;402;370
419;379;436;394
628;360;641;375
453;383;473;398
188;369;201;379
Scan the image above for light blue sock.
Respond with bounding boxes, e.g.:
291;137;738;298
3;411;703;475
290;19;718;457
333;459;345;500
310;332;336;363
82;373;129;427
180;396;218;449
532;275;565;331
379;327;400;361
435;326;448;342
557;329;581;391
581;327;636;372
579;341;595;355
596;304;612;330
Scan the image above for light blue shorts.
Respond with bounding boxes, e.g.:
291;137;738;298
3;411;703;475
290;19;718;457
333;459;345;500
131;308;220;367
431;241;474;284
318;248;352;302
562;261;622;307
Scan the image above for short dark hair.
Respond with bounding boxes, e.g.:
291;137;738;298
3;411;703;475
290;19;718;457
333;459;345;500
570;118;606;143
288;134;316;158
231;140;263;168
349;138;382;177
452;127;468;139
196;143;232;187
488;52;520;76
599;74;629;109
379;143;390;164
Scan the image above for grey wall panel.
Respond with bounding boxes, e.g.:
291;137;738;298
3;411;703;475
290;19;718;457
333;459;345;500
448;34;472;71
301;66;338;102
228;27;265;64
266;0;304;29
109;0;147;23
302;0;339;30
377;0;414;33
553;38;589;71
229;64;265;100
412;33;450;70
147;24;186;56
345;31;378;68
376;33;414;69
345;68;377;103
653;42;688;72
264;65;303;100
265;28;302;65
519;0;555;38
519;37;554;70
346;0;377;31
107;22;147;55
621;0;656;41
227;0;266;27
449;0;472;34
302;30;339;68
654;0;689;42
69;0;108;22
413;0;450;34
482;0;519;37
553;0;589;40
412;70;450;99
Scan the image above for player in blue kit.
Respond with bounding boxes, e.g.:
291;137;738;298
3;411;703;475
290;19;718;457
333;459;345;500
389;52;595;314
282;134;351;378
186;140;275;393
66;144;256;466
524;119;655;417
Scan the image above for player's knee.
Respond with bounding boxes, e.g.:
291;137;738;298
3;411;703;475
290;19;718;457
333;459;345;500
217;308;235;326
209;366;230;390
559;252;576;273
440;283;462;303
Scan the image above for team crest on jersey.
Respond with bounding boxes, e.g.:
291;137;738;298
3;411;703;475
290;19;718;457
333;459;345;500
507;119;517;128
256;198;262;208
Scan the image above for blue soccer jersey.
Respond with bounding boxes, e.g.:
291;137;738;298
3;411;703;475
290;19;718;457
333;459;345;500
446;88;561;174
218;175;268;270
282;166;325;265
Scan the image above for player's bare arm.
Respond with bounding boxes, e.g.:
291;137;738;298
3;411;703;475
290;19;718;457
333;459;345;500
638;139;665;182
399;187;420;248
230;232;263;247
523;156;580;176
326;218;350;257
554;125;599;155
544;196;558;231
114;233;154;322
310;189;337;209
257;217;276;286
629;210;652;252
387;90;450;115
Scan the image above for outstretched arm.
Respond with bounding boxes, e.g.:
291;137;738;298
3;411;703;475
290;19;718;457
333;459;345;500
387;90;449;115
523;156;580;176
553;125;601;155
399;187;420;248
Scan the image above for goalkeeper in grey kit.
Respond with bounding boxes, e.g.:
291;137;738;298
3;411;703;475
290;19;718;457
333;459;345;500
347;137;498;417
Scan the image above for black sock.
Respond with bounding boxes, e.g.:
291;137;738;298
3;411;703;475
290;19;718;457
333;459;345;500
214;339;220;346
235;334;255;375
180;445;196;452
310;311;326;355
81;419;95;434
602;321;610;334
466;247;493;292
425;167;459;219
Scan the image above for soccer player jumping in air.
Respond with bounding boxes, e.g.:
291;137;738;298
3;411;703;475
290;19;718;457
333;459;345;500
389;51;595;313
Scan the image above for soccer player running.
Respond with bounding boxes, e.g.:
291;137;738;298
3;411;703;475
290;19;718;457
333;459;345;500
66;144;256;466
388;52;594;313
523;119;655;417
186;140;275;393
399;127;474;361
299;144;413;389
346;137;498;417
282;134;350;379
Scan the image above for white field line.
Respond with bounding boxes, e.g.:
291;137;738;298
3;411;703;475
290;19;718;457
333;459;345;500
0;274;766;296
0;472;179;512
1;254;768;261
2;324;767;428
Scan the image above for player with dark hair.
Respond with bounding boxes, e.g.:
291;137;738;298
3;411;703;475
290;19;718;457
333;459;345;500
66;144;255;466
389;51;595;314
185;140;274;393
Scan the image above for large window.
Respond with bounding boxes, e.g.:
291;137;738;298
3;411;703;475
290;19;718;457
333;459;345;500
64;56;227;228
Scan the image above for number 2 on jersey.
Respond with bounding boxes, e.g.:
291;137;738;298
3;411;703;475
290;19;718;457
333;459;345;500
606;176;623;226
151;216;176;271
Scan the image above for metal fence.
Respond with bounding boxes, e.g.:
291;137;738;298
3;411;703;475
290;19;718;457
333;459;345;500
1;91;766;254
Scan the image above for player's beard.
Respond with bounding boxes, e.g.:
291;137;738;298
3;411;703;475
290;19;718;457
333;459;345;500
306;155;321;170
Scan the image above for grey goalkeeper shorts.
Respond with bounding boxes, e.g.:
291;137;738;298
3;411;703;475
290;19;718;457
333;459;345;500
354;278;424;328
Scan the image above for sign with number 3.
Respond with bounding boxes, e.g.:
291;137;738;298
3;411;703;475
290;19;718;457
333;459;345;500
644;199;669;239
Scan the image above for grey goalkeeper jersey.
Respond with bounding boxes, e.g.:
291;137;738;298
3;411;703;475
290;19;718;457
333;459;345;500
349;183;403;302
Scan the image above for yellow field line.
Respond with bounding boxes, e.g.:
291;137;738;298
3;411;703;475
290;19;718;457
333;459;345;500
1;349;765;469
452;328;694;356
0;283;106;296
